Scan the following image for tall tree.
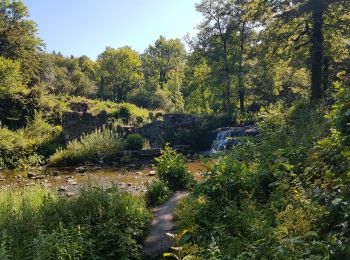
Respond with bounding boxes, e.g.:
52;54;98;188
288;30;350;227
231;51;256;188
142;36;186;111
0;0;42;85
183;51;213;114
195;0;235;116
97;47;143;102
274;0;350;100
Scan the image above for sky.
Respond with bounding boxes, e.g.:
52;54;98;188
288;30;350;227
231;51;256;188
23;0;202;60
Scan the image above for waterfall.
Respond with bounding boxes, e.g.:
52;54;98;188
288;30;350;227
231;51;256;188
210;125;258;153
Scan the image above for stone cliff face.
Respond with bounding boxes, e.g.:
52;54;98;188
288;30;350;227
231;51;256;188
62;111;107;142
62;108;200;148
136;114;199;148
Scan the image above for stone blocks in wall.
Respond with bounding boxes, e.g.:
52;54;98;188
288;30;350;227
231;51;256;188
63;111;107;142
136;114;199;148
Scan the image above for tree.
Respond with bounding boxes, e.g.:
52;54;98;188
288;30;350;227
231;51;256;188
142;36;186;111
0;57;38;128
0;56;28;97
97;47;143;102
183;50;214;114
274;0;350;100
39;53;98;97
195;0;235;116
0;0;42;86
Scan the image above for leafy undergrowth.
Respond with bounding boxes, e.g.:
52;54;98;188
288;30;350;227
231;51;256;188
0;185;151;260
0;113;63;169
40;95;152;126
173;79;350;259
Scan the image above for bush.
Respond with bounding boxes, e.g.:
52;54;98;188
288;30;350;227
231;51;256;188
156;145;193;191
125;134;144;150
173;100;347;259
0;185;151;259
118;106;131;124
145;180;172;207
40;95;151;127
49;126;124;166
0;113;63;169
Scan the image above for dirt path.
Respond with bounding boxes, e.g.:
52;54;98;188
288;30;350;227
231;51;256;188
142;191;189;259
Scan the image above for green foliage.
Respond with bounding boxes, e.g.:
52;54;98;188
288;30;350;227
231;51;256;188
0;113;62;169
156;145;193;191
0;57;29;97
97;46;144;102
40;53;98;97
38;95;151;126
0;57;40;129
145;180;172;207
174;96;350;259
0;0;42;85
142;36;186;111
125;134;144;151
0;185;151;259
49;126;124;166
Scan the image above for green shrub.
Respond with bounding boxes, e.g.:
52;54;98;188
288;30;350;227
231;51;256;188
125;134;144;150
0;113;62;169
40;95;151;127
156;145;193;191
145;180;172;207
118;106;131;124
173;100;348;259
0;185;151;259
49;126;124;166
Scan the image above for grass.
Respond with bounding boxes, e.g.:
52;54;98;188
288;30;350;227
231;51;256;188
49;126;124;166
40;95;151;126
0;185;151;259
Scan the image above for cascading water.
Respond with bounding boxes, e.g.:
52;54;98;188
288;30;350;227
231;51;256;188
210;125;258;153
211;129;236;152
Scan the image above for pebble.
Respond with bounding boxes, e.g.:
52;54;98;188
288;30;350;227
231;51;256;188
75;166;86;173
58;186;67;192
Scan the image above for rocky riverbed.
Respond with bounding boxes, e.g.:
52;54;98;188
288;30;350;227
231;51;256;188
0;161;210;196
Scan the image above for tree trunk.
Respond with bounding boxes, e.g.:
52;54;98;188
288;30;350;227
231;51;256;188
238;22;246;113
159;70;165;89
310;9;324;100
223;39;233;117
323;56;330;93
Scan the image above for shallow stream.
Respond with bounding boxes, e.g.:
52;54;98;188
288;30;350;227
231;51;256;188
0;161;210;195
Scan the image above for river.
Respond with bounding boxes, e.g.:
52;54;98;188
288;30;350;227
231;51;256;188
0;161;211;195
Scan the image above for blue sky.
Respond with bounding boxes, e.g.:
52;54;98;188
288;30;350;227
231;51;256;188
23;0;202;60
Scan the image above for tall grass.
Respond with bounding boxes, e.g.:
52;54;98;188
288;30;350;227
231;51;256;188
49;126;124;166
0;185;151;259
